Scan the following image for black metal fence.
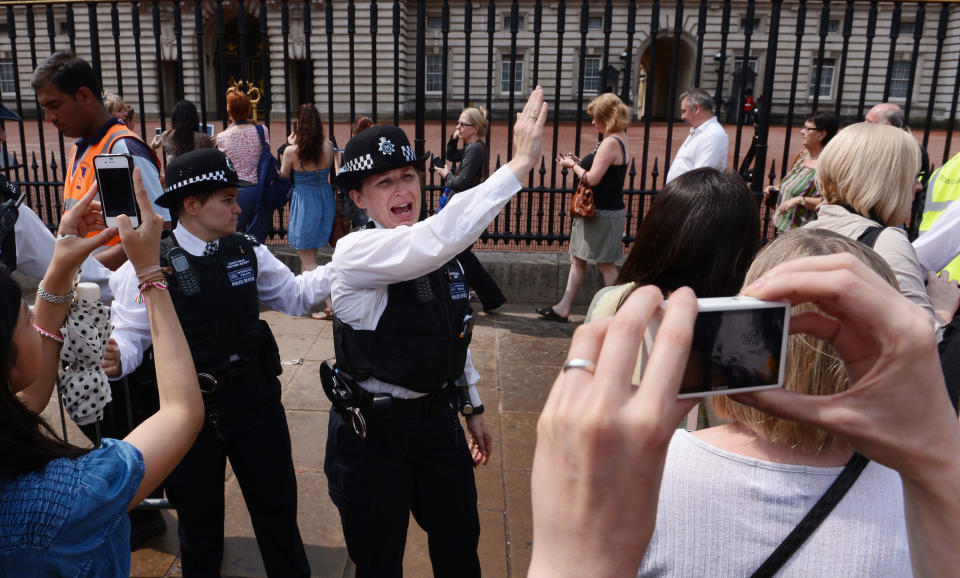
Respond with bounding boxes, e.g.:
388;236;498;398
1;0;958;249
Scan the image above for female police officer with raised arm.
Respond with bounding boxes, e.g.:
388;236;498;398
324;87;547;577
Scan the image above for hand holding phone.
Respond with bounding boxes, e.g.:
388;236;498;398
642;296;790;398
94;154;141;229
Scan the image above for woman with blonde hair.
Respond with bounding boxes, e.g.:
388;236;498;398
538;92;631;321
803;122;960;328
436;106;506;311
638;228;911;576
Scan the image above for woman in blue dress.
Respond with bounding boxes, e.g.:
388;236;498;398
281;103;336;276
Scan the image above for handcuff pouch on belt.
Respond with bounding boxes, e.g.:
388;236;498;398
320;360;368;438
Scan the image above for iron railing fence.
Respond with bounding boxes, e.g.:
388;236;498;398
1;0;958;248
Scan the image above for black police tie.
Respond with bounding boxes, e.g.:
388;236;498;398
203;241;218;256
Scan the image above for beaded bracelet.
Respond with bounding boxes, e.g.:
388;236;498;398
36;286;75;304
135;280;169;304
33;323;65;344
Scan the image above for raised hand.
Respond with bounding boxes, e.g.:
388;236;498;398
529;286;699;578
50;182;116;274
507;85;548;182
116;168;163;270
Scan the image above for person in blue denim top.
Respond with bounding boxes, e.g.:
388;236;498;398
0;170;204;576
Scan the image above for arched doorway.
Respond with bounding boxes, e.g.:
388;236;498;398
638;36;695;121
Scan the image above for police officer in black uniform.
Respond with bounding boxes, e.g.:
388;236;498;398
107;148;330;577
323;87;547;577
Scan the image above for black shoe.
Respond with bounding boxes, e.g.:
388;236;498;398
129;509;167;550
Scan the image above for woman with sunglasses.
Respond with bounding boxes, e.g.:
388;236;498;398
435;107;506;312
764;111;839;233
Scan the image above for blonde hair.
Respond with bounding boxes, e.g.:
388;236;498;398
587;93;631;133
713;228;898;454
103;91;133;125
461;107;489;137
815;122;920;225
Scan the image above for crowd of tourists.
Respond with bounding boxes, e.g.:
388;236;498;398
0;49;959;578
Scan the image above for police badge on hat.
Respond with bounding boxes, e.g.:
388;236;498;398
335;125;430;192
378;136;395;156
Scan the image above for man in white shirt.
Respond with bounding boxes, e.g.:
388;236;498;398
105;148;328;577
666;88;729;183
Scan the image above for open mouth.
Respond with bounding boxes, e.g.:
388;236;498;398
391;202;413;219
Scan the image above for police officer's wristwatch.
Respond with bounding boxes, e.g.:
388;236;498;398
462;403;485;416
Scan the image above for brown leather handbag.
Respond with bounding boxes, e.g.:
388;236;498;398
570;179;596;218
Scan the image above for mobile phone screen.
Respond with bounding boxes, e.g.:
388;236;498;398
97;167;137;218
678;307;786;395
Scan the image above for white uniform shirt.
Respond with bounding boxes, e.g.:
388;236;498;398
110;224;330;378
329;165;523;404
665;116;729;183
914;191;960;274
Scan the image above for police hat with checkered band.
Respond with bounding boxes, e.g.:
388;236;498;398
335;124;430;192
156;147;254;208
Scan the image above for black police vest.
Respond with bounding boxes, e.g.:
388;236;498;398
159;231;264;373
333;260;473;393
0;174;19;271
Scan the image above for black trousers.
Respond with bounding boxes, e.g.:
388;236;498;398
457;247;506;311
164;389;310;577
324;406;482;578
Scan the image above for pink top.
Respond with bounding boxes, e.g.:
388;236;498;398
216;123;268;184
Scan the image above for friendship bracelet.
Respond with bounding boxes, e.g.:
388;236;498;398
33;323;65;344
137;273;167;288
36;286;75;304
135;280;169;304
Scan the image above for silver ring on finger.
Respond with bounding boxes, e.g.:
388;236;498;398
562;358;597;374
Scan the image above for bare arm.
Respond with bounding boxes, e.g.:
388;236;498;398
280;144;297;179
568;137;623;187
16;184;117;413
93;243;128;271
118;169;203;510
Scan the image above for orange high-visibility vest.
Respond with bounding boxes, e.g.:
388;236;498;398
64;124;158;245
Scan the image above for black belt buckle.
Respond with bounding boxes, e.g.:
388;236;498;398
197;372;218;395
370;394;394;419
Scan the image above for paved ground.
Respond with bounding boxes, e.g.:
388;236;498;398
41;303;585;577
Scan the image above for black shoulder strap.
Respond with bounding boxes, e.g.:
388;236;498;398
856;225;885;249
611;136;627;164
158;229;178;267
750;453;870;578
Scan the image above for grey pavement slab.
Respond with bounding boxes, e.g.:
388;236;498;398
125;303;585;577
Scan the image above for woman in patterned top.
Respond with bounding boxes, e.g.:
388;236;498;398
764;111;839;233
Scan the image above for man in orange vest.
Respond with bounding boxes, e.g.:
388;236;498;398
31;51;167;271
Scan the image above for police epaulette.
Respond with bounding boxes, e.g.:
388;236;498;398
242;233;262;246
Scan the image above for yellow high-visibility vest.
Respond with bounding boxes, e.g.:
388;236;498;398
919;153;960;279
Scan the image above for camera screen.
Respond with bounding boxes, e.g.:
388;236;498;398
96;167;137;218
678;307;786;395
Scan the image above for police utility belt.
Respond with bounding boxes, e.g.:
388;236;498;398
197;321;284;395
320;361;482;439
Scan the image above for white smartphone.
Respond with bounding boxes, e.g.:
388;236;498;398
204;123;215;137
642;296;790;398
154;127;162;138
93;153;140;228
